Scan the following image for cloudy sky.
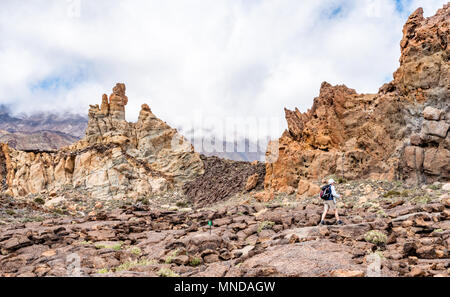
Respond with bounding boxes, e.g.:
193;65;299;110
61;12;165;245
0;0;447;142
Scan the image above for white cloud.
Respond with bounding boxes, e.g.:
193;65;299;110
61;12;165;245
0;0;447;142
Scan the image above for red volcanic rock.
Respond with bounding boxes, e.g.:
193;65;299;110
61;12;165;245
265;5;450;193
394;5;449;98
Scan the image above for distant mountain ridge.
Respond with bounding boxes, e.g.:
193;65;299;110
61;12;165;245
0;105;88;151
0;105;88;137
0;105;263;161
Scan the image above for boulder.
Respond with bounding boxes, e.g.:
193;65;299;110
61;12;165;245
423;107;443;121
240;240;365;277
423;148;450;177
245;174;259;192
421;121;449;138
297;180;320;198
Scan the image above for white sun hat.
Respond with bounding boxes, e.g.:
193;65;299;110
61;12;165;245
328;179;335;184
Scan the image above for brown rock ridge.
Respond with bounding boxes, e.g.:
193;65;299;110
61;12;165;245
0;83;204;199
265;4;449;193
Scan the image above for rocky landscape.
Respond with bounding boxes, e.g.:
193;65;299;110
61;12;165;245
0;4;449;277
0;180;449;277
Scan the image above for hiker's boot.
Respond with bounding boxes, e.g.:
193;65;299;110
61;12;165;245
319;221;325;226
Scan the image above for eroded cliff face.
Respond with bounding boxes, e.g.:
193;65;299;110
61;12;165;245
0;84;204;199
265;4;449;193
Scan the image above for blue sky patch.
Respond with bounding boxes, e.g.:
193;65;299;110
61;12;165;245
30;64;90;92
394;0;413;14
331;6;343;17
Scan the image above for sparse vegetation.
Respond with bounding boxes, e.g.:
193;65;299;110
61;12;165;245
412;195;432;205
129;246;142;256
376;209;388;218
34;197;45;205
258;221;275;233
137;197;149;205
95;242;123;251
364;230;387;246
383;190;401;198
428;184;441;190
5;210;15;216
335;177;347;184
400;190;410;197
176;201;188;208
97;268;110;274
114;259;155;272
53;208;66;215
165;249;179;264
157;268;179;277
189;257;202;267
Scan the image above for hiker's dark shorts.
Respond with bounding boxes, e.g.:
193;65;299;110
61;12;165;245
324;200;336;211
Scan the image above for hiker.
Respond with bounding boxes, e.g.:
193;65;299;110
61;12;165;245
319;179;343;225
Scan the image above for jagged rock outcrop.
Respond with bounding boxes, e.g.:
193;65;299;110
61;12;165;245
0;84;204;199
265;4;449;193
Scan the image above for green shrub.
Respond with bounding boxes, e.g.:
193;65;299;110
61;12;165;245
335;177;347;184
97;268;110;274
412;196;432;205
383;190;401;198
95;242;123;251
375;209;388;218
129;247;142;256
137;197;149;205
176;201;188;208
114;259;154;272
258;221;275;233
157;268;179;277
34;197;45;205
189;257;202;267
165;249;179;264
364;230;387;245
428;184;441;190
5;210;15;216
400;190;410;197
